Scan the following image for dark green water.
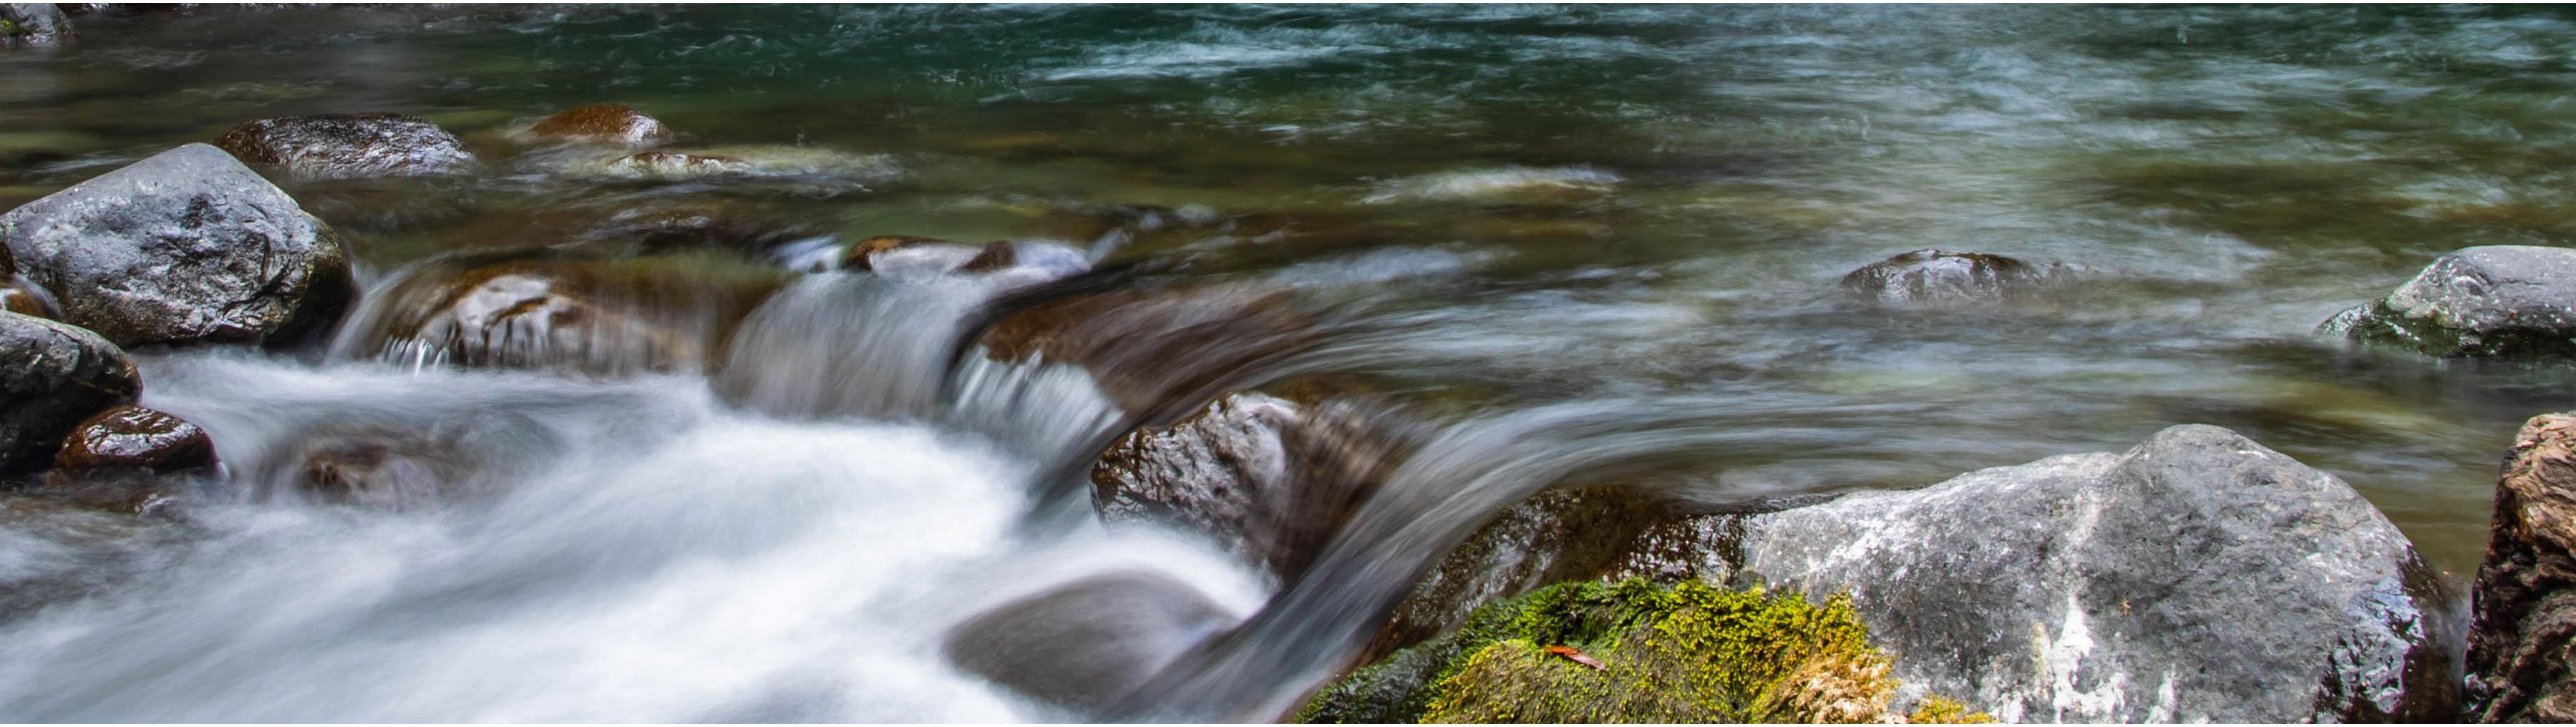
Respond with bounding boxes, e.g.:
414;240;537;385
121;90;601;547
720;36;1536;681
5;5;2576;718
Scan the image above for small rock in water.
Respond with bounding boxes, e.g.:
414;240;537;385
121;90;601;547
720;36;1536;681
568;145;900;190
979;284;1318;418
215;113;479;180
525;102;675;147
0;272;60;319
268;422;475;509
1613;424;2457;723
840;235;1085;288
0;3;71;48
1840;248;2061;305
0;311;139;474
334;253;782;377
2464;412;2576;723
2320;245;2576;358
943;570;1238;713
1090;391;1401;578
1360;165;1622;205
0;144;356;347
54;404;216;474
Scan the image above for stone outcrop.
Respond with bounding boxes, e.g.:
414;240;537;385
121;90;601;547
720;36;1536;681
2465;412;2576;723
0;143;355;347
0;312;139;474
214;113;477;180
2322;245;2576;358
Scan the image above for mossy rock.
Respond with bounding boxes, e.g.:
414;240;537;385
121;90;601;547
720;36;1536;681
1297;578;1990;724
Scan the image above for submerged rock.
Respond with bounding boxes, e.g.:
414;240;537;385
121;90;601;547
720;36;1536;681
943;570;1237;713
1840;249;2060;305
266;422;475;509
2320;245;2576;358
2465;413;2576;723
1359;165;1621;205
0;3;70;48
1299;578;1988;724
333;253;783;376
0;143;355;347
841;235;1089;288
564;145;899;190
1090;391;1400;578
525;102;674;147
215;113;478;180
980;284;1318;418
53;404;215;474
0;312;139;474
1618;424;2456;723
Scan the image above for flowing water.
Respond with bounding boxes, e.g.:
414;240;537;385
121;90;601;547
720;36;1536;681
6;4;2576;721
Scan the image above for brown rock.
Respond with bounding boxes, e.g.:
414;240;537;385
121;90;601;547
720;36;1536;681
843;235;1017;276
525;102;674;147
1;311;139;473
0;273;59;319
53;404;215;472
2467;413;2576;723
332;253;784;377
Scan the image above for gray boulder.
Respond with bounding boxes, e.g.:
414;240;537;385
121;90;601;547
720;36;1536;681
1091;391;1399;579
1;144;354;347
214;113;477;180
0;3;69;48
1842;248;2061;305
2322;245;2576;358
1623;424;2456;723
0;311;139;473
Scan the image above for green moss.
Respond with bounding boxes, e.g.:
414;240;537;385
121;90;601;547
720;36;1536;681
1297;578;1991;724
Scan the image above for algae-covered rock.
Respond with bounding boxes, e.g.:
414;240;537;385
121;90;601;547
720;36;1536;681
2321;245;2576;358
1298;578;1988;724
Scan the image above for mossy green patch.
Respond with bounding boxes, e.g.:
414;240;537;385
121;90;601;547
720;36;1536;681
1297;578;1991;724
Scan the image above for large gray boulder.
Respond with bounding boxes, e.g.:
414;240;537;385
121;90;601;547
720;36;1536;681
2321;245;2576;358
1623;424;2456;723
0;311;139;473
214;113;477;180
0;143;355;347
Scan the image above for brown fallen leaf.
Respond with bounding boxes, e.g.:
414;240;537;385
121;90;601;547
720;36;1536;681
1543;645;1605;670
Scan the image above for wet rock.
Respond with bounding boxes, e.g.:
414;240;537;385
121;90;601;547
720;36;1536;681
2320;245;2576;358
1359;165;1621;205
0;143;355;347
1617;424;2456;723
1840;248;2061;305
0;3;69;48
0;272;60;319
565;145;899;190
2464;413;2576;723
332;253;783;376
53;404;215;473
980;284;1318;418
0;311;139;474
1090;391;1401;578
525;102;674;147
267;422;475;509
214;113;477;180
840;235;1087;289
943;570;1237;713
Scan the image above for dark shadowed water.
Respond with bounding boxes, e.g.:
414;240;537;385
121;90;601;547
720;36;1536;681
4;4;2575;721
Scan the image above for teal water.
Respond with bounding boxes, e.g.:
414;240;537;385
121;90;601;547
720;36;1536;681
4;4;2575;721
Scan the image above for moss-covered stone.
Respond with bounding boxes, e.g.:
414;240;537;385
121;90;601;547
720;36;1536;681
1297;578;1990;724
